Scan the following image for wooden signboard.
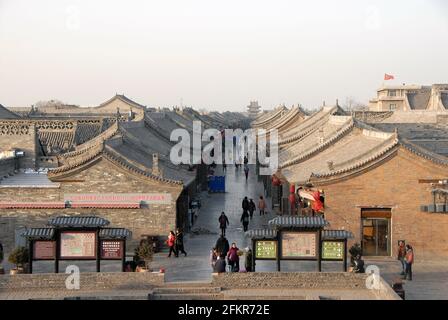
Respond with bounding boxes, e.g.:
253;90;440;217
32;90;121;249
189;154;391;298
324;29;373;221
60;231;96;259
281;231;317;259
322;241;344;261
255;240;277;260
100;240;124;260
33;241;56;260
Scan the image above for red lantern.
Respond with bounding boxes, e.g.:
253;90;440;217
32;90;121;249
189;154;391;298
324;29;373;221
289;193;296;204
289;184;295;194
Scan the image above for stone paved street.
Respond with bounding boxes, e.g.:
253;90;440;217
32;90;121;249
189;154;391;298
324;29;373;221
151;164;276;282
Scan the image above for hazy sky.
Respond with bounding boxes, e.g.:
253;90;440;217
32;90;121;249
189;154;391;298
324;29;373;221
1;0;447;111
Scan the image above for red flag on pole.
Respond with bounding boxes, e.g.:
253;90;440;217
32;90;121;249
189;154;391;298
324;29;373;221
384;73;395;80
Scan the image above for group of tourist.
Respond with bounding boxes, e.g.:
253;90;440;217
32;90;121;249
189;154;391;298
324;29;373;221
210;236;253;273
165;228;187;258
397;241;414;281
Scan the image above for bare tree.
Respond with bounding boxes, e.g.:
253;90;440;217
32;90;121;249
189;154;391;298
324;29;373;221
342;97;368;111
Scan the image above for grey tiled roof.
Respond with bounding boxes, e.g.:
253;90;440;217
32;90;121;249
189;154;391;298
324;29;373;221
22;228;55;239
268;216;329;228
322;230;354;240
244;229;277;239
406;90;431;110
47;216;110;228
0;104;20;119
99;228;132;239
245;228;353;240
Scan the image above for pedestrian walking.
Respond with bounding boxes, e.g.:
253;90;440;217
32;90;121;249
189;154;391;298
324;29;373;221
244;164;249;181
175;228;187;257
218;212;229;236
403;244;414;281
245;248;253;272
397;240;406;275
166;231;177;258
242;197;249;213
240;210;250;232
214;254;227;273
227;242;240;272
258;196;266;216
210;247;218;270
215;235;230;258
248;199;256;220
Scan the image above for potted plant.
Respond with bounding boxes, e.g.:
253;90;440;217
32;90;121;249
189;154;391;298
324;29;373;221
133;238;154;272
8;247;29;275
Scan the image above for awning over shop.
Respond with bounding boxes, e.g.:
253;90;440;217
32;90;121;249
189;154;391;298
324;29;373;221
268;216;329;228
47;216;110;228
245;228;354;240
21;228;55;240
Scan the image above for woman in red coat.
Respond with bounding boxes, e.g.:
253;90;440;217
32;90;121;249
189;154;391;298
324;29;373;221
166;231;177;258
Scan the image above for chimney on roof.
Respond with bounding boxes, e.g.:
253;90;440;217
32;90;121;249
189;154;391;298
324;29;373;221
336;99;339;106
318;128;324;144
152;153;161;177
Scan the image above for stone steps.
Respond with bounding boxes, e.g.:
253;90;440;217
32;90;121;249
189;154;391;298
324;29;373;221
149;285;223;300
153;286;221;294
149;293;223;300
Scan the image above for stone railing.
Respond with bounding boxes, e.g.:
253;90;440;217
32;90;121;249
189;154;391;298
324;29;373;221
212;272;368;289
0;272;165;291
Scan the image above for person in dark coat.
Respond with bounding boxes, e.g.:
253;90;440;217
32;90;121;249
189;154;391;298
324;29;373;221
240;210;250;232
175;228;187;257
218;212;229;236
248;199;256;220
352;254;365;273
215;236;230;258
245;248;253;272
242;197;249;213
214;255;226;273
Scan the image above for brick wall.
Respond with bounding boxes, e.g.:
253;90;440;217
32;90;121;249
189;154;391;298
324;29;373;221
320;148;448;260
0;158;182;253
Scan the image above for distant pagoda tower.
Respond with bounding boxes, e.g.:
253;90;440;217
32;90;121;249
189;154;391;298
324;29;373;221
247;101;261;118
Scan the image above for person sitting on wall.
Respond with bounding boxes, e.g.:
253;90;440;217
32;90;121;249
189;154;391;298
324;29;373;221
352;254;365;273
